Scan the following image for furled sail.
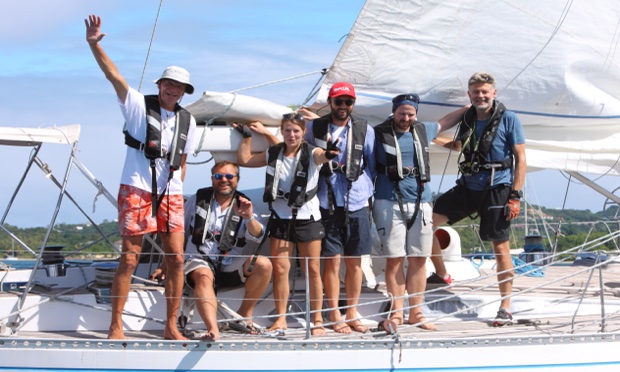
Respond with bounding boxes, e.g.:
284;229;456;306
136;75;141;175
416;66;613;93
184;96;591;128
314;0;620;176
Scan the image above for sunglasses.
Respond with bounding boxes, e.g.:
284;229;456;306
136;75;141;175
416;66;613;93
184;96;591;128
468;74;495;85
212;173;238;180
333;98;355;107
392;94;420;104
282;113;305;122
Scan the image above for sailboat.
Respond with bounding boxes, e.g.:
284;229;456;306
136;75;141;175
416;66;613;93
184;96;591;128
2;0;620;371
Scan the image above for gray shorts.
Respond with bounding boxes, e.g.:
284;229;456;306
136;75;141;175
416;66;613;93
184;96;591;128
373;200;433;258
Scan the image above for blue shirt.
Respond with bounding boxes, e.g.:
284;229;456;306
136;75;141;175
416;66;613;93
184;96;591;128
459;110;525;191
374;121;438;203
304;118;376;211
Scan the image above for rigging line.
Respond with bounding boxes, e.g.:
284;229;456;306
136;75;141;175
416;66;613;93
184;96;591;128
138;0;164;92
602;17;620;71
550;173;572;261
300;68;329;108
504;0;573;89
435;124;460;194
229;69;326;94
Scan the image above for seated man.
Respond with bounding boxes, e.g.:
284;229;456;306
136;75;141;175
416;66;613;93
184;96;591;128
154;160;272;341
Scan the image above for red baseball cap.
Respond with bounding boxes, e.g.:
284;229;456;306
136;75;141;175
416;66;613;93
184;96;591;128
328;82;356;99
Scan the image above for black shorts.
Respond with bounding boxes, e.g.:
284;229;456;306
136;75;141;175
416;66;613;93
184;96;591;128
268;217;325;243
320;206;373;257
433;183;511;242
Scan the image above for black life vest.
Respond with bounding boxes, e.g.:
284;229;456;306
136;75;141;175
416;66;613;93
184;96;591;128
124;94;191;171
374;118;431;183
312;115;367;182
190;187;248;254
123;94;193;218
457;100;512;171
263;142;318;209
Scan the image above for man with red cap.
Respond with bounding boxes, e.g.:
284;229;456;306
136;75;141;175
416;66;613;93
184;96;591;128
304;82;376;333
85;14;197;340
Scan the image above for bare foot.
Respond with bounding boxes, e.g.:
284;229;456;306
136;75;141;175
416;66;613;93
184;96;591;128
108;327;125;340
163;326;189;340
311;321;326;336
200;330;218;341
346;320;369;333
408;313;437;331
267;318;288;332
330;321;351;334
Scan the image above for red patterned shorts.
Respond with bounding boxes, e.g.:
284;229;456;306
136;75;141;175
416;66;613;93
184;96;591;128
117;184;185;236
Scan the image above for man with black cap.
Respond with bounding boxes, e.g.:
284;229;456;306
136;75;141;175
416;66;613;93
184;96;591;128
373;94;466;331
85;14;197;340
304;82;375;333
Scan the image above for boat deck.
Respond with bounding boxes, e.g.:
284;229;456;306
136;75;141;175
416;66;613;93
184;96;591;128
4;261;620;344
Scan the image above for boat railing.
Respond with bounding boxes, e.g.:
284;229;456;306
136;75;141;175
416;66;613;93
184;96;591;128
2;226;620;340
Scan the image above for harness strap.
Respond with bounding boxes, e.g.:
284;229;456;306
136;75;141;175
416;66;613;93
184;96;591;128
124;130;145;151
324;178;336;215
150;159;158;217
393;180;423;231
154;167;175;221
344;181;352;225
247;211;275;273
376;164;420;178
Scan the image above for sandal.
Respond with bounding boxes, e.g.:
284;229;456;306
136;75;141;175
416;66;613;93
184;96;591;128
346;320;369;333
311;321;326;336
408;314;437;331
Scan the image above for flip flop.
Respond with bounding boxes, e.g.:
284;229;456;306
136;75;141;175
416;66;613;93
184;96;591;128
311;321;326;336
330;322;351;334
346;320;369;333
408;315;437;331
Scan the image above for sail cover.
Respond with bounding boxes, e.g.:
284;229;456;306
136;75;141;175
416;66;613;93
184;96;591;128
315;0;620;176
0;125;80;147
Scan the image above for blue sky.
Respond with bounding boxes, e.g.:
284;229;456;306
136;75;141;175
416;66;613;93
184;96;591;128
0;0;617;228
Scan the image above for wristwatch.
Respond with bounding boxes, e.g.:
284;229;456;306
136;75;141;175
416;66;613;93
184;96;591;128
510;189;523;199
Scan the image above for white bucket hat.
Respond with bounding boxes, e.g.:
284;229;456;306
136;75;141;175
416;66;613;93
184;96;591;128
153;66;195;94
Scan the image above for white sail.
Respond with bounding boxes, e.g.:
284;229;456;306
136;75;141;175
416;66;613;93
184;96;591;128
314;0;620;176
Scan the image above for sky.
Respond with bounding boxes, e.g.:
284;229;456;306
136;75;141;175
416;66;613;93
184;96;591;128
0;0;618;228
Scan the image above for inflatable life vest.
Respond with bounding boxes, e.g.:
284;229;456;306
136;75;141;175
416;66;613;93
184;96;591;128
263;142;318;209
457;100;512;174
124;95;191;170
191;187;248;254
123;94;193;217
374;118;431;183
374;118;430;229
311;115;367;182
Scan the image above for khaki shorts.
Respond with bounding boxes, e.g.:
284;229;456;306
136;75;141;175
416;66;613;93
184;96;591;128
373;200;433;258
117;184;184;236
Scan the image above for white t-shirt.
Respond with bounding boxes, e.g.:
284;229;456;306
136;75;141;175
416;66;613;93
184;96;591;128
119;87;196;194
266;147;321;220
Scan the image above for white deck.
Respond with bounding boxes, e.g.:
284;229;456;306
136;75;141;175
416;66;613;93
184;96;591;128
2;256;620;371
